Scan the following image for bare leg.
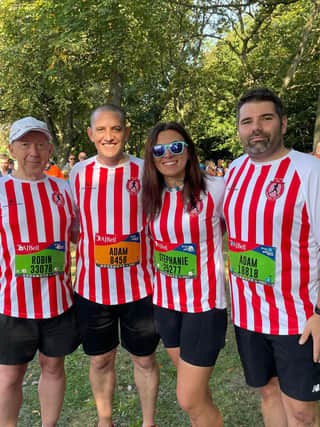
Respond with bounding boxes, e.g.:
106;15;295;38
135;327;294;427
89;349;117;427
176;359;223;427
130;352;159;427
38;353;65;427
259;377;287;427
166;347;180;368
0;363;27;427
282;392;319;427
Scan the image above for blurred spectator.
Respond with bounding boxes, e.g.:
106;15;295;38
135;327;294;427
61;169;70;182
0;153;12;177
44;160;64;179
78;151;87;161
313;142;320;159
216;166;225;177
63;153;76;172
216;159;225;176
205;159;216;176
8;158;15;172
224;159;232;173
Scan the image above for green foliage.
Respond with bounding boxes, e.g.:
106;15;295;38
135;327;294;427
0;0;319;161
192;0;320;156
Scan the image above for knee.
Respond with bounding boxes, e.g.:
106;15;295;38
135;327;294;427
260;378;281;403
290;405;318;426
176;385;199;416
132;353;158;373
0;365;26;389
90;351;116;373
39;356;65;379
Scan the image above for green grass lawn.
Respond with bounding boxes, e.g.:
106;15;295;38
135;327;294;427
18;312;263;427
18;242;264;426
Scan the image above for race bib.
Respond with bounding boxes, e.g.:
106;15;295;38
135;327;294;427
228;238;275;285
15;241;65;277
154;241;197;279
94;232;140;268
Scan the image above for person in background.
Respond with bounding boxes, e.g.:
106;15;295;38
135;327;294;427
69;104;159;427
78;151;87;161
44;160;65;179
0;116;80;427
224;87;320;426
142;122;227;427
8;158;15;172
61;169;70;182
0;153;12;177
63;153;77;172
313;141;320;159
216;159;225;177
205;159;216;176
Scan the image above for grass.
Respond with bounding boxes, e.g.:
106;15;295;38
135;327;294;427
18;313;263;427
18;242;264;427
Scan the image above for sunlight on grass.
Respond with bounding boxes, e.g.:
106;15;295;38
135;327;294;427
19;238;265;426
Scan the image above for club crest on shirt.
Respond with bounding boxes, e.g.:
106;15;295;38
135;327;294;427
52;191;65;207
265;179;285;201
187;199;203;216
126;178;141;194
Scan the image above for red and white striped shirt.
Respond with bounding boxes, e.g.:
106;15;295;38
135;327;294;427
69;155;153;305
224;150;320;335
149;177;226;313
0;175;75;319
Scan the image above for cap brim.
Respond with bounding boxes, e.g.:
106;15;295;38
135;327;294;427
9;128;52;144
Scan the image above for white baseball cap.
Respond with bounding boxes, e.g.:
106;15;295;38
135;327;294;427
9;117;52;144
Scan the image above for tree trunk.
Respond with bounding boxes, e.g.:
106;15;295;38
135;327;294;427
108;71;123;106
313;89;320;151
281;1;320;94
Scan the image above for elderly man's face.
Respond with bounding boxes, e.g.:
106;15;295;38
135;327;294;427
9;131;52;180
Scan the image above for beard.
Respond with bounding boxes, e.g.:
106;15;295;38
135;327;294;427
245;136;272;156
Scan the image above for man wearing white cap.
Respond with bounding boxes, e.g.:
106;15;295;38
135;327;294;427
0;117;80;427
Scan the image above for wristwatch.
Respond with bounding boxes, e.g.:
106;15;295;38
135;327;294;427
315;305;320;316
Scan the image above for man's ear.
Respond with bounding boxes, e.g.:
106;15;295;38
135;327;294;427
87;127;94;142
281;116;288;135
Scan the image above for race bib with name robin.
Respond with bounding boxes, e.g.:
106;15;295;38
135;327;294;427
94;232;140;268
15;241;65;277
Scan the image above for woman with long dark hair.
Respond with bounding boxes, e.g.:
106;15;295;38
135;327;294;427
142;122;227;427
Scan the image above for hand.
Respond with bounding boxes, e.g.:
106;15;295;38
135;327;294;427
299;313;320;362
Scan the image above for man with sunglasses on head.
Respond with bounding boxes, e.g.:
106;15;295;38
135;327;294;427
69;104;159;427
224;88;320;426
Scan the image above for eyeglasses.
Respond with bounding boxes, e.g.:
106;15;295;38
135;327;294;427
152;141;188;158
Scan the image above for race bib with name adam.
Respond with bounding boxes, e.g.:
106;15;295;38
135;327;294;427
15;241;65;277
94;232;140;268
228;238;276;285
153;240;197;279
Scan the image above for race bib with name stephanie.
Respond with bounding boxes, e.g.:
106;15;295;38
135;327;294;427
153;240;197;279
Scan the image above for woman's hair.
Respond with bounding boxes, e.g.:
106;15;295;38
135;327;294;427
142;121;205;219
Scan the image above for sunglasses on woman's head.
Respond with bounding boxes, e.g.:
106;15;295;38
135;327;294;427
152;141;188;158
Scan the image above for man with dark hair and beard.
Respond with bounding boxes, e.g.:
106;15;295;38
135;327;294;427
224;88;320;426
